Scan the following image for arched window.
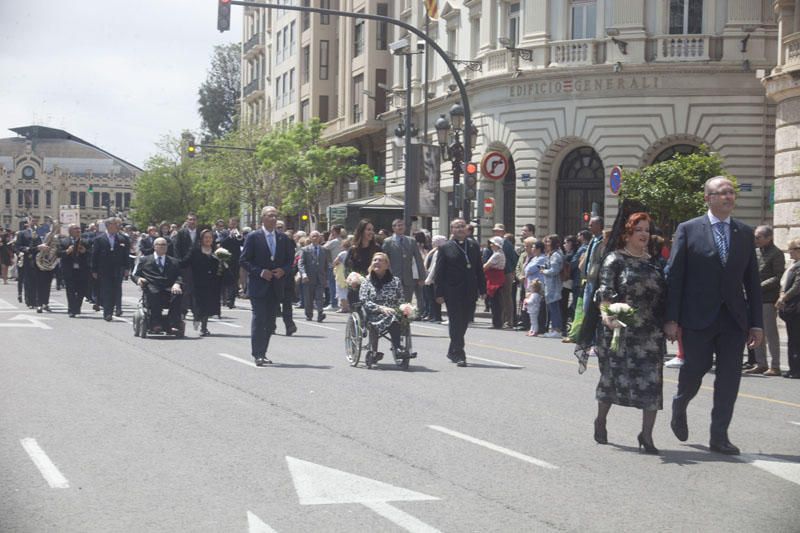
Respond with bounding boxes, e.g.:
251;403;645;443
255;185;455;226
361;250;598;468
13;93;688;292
653;144;699;164
556;146;604;236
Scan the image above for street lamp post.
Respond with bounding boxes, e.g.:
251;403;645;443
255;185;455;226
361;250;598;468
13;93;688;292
435;102;477;221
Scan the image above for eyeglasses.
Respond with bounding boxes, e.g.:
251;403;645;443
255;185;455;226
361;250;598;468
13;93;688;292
708;189;736;197
790;247;800;251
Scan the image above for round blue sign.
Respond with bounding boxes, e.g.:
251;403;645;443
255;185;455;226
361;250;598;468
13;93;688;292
609;166;622;195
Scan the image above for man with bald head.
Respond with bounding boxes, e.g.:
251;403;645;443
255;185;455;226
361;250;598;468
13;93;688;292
240;206;295;365
298;230;330;322
131;238;184;333
665;176;763;455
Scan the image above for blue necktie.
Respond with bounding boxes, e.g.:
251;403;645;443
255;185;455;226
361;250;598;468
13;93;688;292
158;257;164;272
267;232;275;257
713;222;728;266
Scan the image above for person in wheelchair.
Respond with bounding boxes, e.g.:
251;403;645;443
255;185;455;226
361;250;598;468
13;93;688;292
131;237;183;334
358;252;409;362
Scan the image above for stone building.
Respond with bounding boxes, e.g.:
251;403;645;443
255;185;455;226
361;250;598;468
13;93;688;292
385;0;781;238
763;0;800;250
0;126;140;230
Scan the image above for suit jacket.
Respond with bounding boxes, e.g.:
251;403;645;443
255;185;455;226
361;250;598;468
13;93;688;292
666;214;763;332
58;236;90;280
132;254;182;295
382;234;425;287
138;235;156;257
173;227;199;266
239;228;294;299
91;232;131;277
434;238;486;302
298;243;330;285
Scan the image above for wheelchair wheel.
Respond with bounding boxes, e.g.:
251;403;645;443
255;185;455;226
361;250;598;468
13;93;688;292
140;320;148;338
345;312;362;366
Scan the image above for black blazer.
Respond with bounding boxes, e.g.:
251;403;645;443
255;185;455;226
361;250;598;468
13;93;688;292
91;233;131;277
434;238;486;302
58;236;90;279
239;229;294;299
666;214;762;332
132;254;182;295
173;228;199;266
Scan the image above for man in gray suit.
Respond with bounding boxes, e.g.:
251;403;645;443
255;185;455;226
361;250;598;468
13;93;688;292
298;230;329;322
383;219;425;303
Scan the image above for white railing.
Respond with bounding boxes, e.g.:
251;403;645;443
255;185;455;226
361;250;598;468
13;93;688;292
549;39;597;67
784;32;800;70
655;35;710;61
484;49;508;73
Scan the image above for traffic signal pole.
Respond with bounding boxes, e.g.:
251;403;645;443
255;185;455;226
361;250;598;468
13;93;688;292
225;1;474;225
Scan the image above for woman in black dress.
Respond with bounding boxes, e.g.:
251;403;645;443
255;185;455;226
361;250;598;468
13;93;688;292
345;219;381;305
0;230;13;284
189;229;222;336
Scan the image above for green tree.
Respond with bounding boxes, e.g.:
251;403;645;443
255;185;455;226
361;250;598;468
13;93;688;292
198;43;241;140
620;147;734;236
256;119;373;223
131;135;201;227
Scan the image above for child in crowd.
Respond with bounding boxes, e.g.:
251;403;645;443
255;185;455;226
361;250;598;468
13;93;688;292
524;279;543;337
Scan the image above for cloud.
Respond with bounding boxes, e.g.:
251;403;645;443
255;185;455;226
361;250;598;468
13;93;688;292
0;0;242;167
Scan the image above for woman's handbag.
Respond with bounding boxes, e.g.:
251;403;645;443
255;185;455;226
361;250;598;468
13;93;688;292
778;296;800;321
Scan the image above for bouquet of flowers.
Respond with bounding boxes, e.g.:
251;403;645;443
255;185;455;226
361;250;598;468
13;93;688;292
600;302;636;352
214;247;232;276
396;303;418;327
346;272;365;289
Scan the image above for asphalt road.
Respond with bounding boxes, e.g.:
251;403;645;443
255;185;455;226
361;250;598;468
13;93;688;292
1;281;799;532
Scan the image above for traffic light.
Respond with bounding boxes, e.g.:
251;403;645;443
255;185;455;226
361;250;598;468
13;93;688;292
373;174;382;184
88;184;94;193
453;183;464;205
463;161;478;200
217;0;231;32
187;139;197;158
301;214;309;221
583;212;590;224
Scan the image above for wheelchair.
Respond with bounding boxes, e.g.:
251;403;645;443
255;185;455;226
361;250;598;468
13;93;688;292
132;291;185;338
345;302;415;370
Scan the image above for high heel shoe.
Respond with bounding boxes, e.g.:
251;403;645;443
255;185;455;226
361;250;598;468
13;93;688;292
593;418;608;444
637;433;659;454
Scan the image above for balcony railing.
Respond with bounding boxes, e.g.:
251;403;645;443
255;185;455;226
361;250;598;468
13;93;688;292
484;49;508;73
549;39;598;67
243;77;264;98
784;32;800;70
243;32;264;54
655;35;710;61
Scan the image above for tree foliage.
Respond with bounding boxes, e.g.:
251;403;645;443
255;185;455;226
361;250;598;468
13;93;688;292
198;43;241;140
256;119;373;220
620;147;734;235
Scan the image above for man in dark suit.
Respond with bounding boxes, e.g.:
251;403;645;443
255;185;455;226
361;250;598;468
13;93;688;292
665;176;763;455
219;217;243;309
59;224;91;317
383;219;425;303
276;220;298;336
91;217;131;321
173;213;199;315
240;206;295;366
138;226;158;257
13;221;35;306
82;223;99;306
132;237;183;332
298;230;330;322
434;218;486;367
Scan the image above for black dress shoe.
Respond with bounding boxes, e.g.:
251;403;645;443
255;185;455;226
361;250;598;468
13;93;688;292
446;353;459;363
255;358;267;367
286;323;297;336
36;306;43;313
594;418;608;444
317;312;326;323
17;295;22;303
783;372;800;379
637;433;659;455
709;440;740;455
456;359;467;367
103;315;113;322
671;409;689;442
93;304;101;311
68;313;76;318
305;315;312;321
114;310;122;317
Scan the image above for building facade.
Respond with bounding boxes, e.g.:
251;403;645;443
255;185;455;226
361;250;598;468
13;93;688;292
763;0;800;250
240;0;393;219
0;126;140;230
385;0;781;238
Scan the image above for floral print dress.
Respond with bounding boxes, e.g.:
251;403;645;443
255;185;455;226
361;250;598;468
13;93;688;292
359;272;404;335
595;251;667;410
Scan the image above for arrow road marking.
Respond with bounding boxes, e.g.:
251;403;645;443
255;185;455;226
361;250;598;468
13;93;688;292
0;298;19;309
286;456;440;533
428;426;558;470
247;511;278;533
0;314;53;329
738;454;800;487
20;438;70;488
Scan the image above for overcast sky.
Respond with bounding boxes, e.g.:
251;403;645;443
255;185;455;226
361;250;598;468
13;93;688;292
0;0;242;169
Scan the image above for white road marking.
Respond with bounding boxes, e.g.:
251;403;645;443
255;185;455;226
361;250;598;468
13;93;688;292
0;298;18;309
362;502;442;533
112;316;131;324
247;511;278;533
739;454;800;487
413;323;444;331
467;356;524;369
286;456;440;532
0;314;53;329
428;425;558;470
218;352;257;368
300;321;337;331
789;421;800;427
20;438;70;488
207;318;242;328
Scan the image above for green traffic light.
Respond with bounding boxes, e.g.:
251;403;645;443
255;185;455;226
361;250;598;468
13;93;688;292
373;175;380;184
88;184;94;193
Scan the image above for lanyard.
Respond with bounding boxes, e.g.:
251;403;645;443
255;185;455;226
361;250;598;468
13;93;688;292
455;240;471;269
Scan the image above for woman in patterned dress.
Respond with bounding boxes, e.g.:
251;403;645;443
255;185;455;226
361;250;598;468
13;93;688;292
594;212;667;454
359;252;408;362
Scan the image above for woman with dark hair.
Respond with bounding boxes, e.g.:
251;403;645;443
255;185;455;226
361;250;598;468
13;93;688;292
540;234;565;338
562;235;579;329
189;229;222;336
346;219;380;276
158;221;175;257
593;212;666;454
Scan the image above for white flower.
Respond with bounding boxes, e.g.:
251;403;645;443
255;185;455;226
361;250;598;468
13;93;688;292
399;303;417;319
346;272;365;288
608;303;633;314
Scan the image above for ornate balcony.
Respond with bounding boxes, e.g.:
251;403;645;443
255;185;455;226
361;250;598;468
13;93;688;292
243;32;264;56
549;39;599;67
243;77;264;98
784;32;800;71
655;35;710;61
484;49;509;73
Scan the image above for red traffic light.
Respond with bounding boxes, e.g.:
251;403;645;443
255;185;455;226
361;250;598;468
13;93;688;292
220;0;231;3
583;212;590;222
465;162;478;175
